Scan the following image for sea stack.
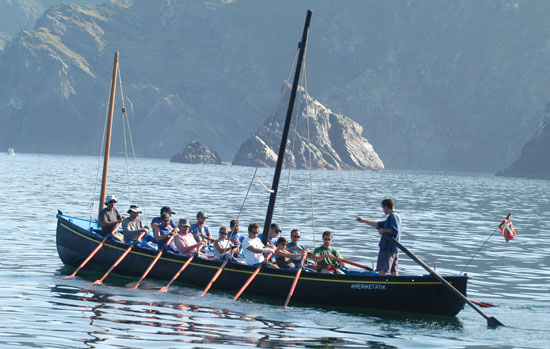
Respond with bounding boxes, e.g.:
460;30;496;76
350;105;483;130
170;140;222;165
232;87;384;170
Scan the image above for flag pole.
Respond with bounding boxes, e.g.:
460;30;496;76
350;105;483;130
459;213;511;274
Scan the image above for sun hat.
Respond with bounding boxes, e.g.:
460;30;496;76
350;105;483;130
178;218;191;227
127;204;142;214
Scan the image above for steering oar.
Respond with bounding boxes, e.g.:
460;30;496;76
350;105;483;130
385;235;504;327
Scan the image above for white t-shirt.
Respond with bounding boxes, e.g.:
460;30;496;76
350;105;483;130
242;237;265;265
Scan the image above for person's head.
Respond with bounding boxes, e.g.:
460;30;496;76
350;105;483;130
218;226;228;239
269;223;281;238
178;218;191;233
105;194;117;207
248;223;260;237
381;198;394;214
196;211;208;224
290;229;301;243
160;206;176;216
322;231;333;247
276;237;288;250
127;204;142;218
161;213;171;226
230;219;240;232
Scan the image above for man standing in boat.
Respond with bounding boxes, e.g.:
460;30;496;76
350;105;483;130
98;194;124;241
355;198;401;276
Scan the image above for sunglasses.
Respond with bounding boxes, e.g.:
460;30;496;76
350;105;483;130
323;238;332;241
292;235;300;238
220;232;227;235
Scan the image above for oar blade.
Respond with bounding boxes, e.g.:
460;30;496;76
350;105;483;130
57;274;76;280
155;286;169;294
487;316;505;327
90;280;103;286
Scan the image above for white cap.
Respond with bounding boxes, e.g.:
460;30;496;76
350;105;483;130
105;194;118;205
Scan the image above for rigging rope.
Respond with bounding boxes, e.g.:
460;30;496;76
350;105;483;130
302;60;317;249
117;65;149;224
280;65;305;232
234;48;299;225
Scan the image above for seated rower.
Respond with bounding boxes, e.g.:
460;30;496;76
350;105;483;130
258;223;281;248
155;213;178;251
274;237;307;269
122;204;149;242
174;218;205;256
191;211;215;244
151;206;177;237
242;223;277;268
98;194;124;241
311;231;346;275
213;226;238;260
228;219;243;245
287;229;313;257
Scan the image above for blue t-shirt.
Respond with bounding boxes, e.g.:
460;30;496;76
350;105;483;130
286;242;306;254
190;223;211;243
377;212;401;252
151;216;176;229
157;224;175;250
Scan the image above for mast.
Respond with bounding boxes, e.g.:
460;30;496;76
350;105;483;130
261;11;312;245
98;52;119;218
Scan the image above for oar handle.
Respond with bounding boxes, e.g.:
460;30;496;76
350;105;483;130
341;258;373;271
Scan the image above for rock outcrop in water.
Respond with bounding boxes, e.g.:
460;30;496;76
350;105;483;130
496;116;550;180
170;140;221;165
232;87;384;170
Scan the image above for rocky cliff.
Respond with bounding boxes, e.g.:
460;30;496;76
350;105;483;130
1;0;550;173
496;115;550;179
233;87;384;170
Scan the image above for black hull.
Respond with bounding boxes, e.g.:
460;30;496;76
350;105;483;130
56;214;468;316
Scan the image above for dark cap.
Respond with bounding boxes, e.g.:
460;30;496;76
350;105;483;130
161;213;171;221
161;206;175;215
270;223;281;233
197;210;208;219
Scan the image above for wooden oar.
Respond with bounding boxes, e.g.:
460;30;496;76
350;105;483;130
284;254;306;307
341;258;374;271
58;222;123;280
130;234;175;290
90;231;147;285
156;242;206;294
385;235;504;327
233;252;273;301
200;244;240;297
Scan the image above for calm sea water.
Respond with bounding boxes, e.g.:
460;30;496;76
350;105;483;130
1;153;549;348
